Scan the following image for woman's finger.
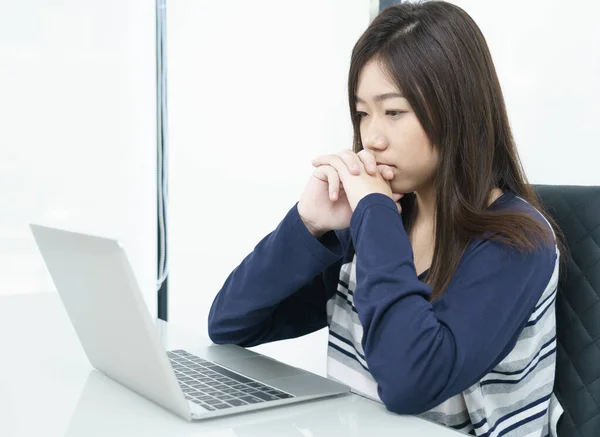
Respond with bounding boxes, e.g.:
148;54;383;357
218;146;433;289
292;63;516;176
313;165;340;201
312;165;329;182
325;166;341;201
339;150;362;175
311;151;360;176
311;154;339;169
377;164;395;180
311;154;351;180
357;149;378;176
311;154;333;168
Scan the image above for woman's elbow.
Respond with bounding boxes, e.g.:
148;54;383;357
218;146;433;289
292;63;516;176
207;311;265;347
207;316;229;344
207;304;237;345
377;379;440;415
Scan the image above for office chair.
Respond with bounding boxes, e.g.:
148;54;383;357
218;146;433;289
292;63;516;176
534;185;600;437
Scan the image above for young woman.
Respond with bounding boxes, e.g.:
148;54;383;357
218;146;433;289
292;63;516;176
208;2;567;436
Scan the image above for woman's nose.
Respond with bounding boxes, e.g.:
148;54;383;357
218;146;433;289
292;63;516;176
363;134;388;151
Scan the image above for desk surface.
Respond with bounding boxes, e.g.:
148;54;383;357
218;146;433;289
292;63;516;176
0;293;462;437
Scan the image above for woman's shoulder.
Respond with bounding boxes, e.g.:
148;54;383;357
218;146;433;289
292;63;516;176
465;191;560;270
493;191;553;228
463;191;559;271
455;205;559;301
490;190;557;243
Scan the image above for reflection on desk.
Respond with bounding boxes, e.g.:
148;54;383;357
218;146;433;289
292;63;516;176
0;292;462;437
64;370;407;436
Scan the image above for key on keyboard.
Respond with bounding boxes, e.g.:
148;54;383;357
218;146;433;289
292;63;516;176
167;349;294;410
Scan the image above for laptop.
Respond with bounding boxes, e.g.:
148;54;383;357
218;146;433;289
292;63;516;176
29;224;350;421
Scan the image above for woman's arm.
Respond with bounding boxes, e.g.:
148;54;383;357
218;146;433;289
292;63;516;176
207;203;349;347
349;193;557;414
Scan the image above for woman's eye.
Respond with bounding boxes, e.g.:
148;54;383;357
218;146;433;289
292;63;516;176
386;110;405;117
356;110;404;120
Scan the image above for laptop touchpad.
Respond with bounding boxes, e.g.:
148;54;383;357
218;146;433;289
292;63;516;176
218;356;306;381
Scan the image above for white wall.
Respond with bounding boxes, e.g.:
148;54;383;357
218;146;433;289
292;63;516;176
167;0;599;376
167;0;371;375
0;1;158;316
448;0;600;184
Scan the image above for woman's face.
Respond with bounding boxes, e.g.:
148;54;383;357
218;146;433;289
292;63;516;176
355;59;439;194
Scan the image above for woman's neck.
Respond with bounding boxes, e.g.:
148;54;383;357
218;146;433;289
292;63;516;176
413;183;436;229
412;185;504;229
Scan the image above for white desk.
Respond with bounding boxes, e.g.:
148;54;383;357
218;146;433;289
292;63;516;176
0;293;462;437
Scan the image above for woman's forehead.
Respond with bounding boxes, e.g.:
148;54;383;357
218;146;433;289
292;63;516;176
356;60;402;100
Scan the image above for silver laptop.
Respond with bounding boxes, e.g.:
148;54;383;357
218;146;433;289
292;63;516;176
29;224;350;421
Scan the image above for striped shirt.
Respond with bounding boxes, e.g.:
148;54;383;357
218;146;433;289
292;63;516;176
208;190;563;437
326;193;563;436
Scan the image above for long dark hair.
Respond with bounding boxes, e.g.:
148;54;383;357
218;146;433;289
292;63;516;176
348;0;568;300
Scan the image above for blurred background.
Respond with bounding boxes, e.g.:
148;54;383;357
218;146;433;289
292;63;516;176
1;0;597;375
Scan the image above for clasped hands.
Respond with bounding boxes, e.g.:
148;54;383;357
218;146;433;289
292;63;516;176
311;149;404;213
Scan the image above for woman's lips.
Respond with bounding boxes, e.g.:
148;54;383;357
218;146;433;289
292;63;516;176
376;162;396;167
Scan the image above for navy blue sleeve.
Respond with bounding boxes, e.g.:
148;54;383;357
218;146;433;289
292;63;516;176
349;193;557;414
207;203;349;347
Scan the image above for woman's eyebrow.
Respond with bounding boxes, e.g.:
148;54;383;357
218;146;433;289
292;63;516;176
355;92;404;103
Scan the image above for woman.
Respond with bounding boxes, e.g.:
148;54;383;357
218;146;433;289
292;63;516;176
208;2;567;436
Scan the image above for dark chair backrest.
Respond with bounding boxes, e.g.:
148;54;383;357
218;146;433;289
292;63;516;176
533;185;600;437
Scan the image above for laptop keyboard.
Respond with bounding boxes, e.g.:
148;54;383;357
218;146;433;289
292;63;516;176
167;349;294;412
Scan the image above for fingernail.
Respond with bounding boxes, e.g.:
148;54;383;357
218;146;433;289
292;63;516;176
332;191;337;200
